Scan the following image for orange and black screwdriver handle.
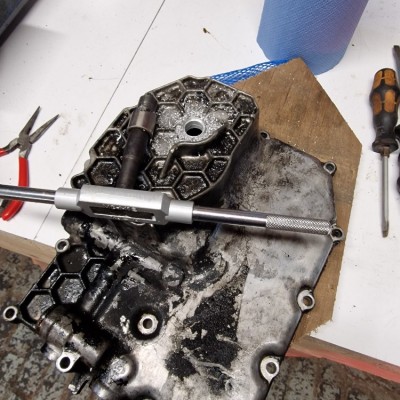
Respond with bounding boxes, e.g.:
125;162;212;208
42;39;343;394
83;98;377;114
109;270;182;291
0;150;29;221
370;68;400;155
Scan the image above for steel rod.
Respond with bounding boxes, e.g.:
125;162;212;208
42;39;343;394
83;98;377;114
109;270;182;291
382;155;389;237
0;183;334;236
0;184;56;204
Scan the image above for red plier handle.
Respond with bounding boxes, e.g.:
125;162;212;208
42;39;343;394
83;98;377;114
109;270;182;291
1;156;29;220
0;108;58;221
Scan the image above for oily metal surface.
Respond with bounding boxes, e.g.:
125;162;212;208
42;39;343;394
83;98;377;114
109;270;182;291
3;249;400;400
6;76;338;399
13;136;336;400
108;137;336;399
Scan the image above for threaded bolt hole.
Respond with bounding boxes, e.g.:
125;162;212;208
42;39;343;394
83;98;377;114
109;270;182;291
185;118;205;136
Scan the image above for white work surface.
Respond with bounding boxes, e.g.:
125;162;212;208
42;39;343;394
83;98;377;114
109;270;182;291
1;0;399;371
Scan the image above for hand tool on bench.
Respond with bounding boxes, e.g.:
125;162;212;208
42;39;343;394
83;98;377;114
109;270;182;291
0;183;343;238
0;107;59;220
370;68;400;237
392;45;400;193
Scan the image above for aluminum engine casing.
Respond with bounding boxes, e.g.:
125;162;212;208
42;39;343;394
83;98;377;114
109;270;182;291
6;77;340;400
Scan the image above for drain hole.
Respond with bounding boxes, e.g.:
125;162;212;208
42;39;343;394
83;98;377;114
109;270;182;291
185;118;205;136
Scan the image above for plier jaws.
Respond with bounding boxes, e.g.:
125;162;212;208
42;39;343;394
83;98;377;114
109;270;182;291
0;107;59;220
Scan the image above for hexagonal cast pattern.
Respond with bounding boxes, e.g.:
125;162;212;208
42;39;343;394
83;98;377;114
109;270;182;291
176;174;208;199
208;131;238;156
58;246;89;273
72;76;258;202
233;93;257;115
206;82;236;102
87;158;120;186
206;159;228;182
37;263;60;289
233;116;254;137
56;277;84;304
112;110;130;130
94;130;126;157
146;159;181;187
71;173;89;189
25;293;54;321
181;91;209;108
156;104;184;131
207;103;237;124
181;77;209;90
82;259;104;284
178;155;209;171
154;82;184;103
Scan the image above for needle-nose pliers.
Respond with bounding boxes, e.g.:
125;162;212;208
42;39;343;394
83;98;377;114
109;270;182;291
0;107;59;220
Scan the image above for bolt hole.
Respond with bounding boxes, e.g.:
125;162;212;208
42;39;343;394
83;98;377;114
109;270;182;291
3;306;18;321
56;239;70;253
302;295;313;307
58;356;71;371
260;356;280;381
185;118;205;136
298;290;315;311
260;131;270;139
331;227;344;242
143;318;153;330
265;362;277;375
137;313;159;336
332;228;342;238
323;161;336;175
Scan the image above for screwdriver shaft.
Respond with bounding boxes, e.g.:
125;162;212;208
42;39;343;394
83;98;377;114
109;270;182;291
382;154;389;237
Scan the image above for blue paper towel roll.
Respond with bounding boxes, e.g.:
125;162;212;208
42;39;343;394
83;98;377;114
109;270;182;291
257;0;369;74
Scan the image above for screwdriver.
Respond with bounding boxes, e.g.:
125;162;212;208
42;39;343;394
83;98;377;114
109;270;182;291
370;68;400;237
393;45;400;193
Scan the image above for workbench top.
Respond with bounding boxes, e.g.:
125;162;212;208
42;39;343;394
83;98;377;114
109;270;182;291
0;0;399;381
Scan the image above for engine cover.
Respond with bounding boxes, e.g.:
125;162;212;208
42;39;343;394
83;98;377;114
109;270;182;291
4;77;342;400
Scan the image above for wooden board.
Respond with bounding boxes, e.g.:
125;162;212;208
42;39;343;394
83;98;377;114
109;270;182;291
234;58;361;338
0;230;54;268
